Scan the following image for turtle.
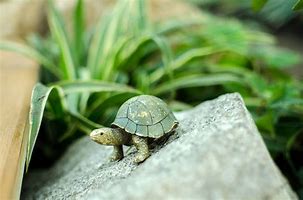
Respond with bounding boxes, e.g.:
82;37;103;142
90;95;179;163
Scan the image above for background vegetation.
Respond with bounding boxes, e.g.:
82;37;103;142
0;0;302;197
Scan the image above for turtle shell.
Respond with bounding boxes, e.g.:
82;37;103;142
111;95;178;138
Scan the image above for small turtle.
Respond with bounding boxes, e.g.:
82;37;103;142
90;95;178;163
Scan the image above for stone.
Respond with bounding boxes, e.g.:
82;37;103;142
21;93;297;200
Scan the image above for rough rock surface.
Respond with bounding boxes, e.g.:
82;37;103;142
22;93;297;200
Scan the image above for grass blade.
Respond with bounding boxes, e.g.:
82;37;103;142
152;36;174;79
150;47;220;83
26;83;67;171
152;74;243;95
116;35;152;70
87;16;109;77
137;0;148;30
69;111;102;130
168;100;193;111
0;41;61;78
293;0;303;10
48;0;76;80
88;1;128;78
52;80;142;94
88;92;138;121
252;0;269;11
88;0;148;79
73;0;85;67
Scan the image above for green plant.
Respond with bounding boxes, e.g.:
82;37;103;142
190;0;303;27
252;0;303;11
0;0;302;196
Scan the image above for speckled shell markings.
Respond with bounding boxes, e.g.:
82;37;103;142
111;95;178;138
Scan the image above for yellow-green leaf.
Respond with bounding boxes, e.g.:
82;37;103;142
293;0;303;10
26;83;67;171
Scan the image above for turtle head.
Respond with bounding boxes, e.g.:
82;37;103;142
90;128;125;146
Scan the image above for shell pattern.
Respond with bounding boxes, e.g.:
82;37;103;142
111;95;178;138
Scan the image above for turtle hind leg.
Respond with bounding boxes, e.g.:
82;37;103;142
110;145;124;161
132;135;150;163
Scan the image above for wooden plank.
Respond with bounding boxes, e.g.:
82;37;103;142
0;51;38;199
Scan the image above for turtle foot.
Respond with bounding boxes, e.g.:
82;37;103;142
109;145;124;162
134;153;150;164
109;154;123;162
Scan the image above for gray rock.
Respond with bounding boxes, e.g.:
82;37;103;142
22;93;297;200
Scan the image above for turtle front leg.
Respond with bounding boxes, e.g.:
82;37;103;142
110;145;124;161
132;135;150;163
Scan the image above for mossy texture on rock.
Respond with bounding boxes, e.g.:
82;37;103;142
22;93;297;200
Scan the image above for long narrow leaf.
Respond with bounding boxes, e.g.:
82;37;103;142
69;111;102;130
87;15;109;77
137;0;148;30
78;68;90;113
152;74;243;95
152;36;174;80
90;1;128;78
48;1;76;80
116;35;153;70
87;0;148;79
252;0;269;11
73;0;85;67
101;37;132;81
293;0;303;10
0;41;61;78
26;83;67;171
150;47;220;82
88;92;138;121
52;80;142;94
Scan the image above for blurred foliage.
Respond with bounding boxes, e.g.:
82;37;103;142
0;0;302;196
190;0;303;27
252;0;303;11
294;0;303;10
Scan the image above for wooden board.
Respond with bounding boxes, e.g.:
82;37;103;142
0;51;38;199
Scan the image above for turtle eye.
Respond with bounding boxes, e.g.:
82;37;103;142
99;132;104;136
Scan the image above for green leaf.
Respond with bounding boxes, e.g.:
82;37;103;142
150;47;220;83
0;41;61;78
245;74;268;96
252;46;301;68
255;112;275;136
87;0;149;79
168;100;193;111
115;35;151;70
78;68;90;114
87;15;109;77
88;92;138;121
293;0;303;10
134;70;150;94
156;20;203;35
53;80;142;94
101;37;132;81
286;130;302;151
87;1;129;78
152;36;174;80
252;0;269;11
69;111;102;130
139;0;148;27
73;0;85;67
152;74;242;95
48;0;76;80
116;34;173;74
26;82;112;170
26;83;67;171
